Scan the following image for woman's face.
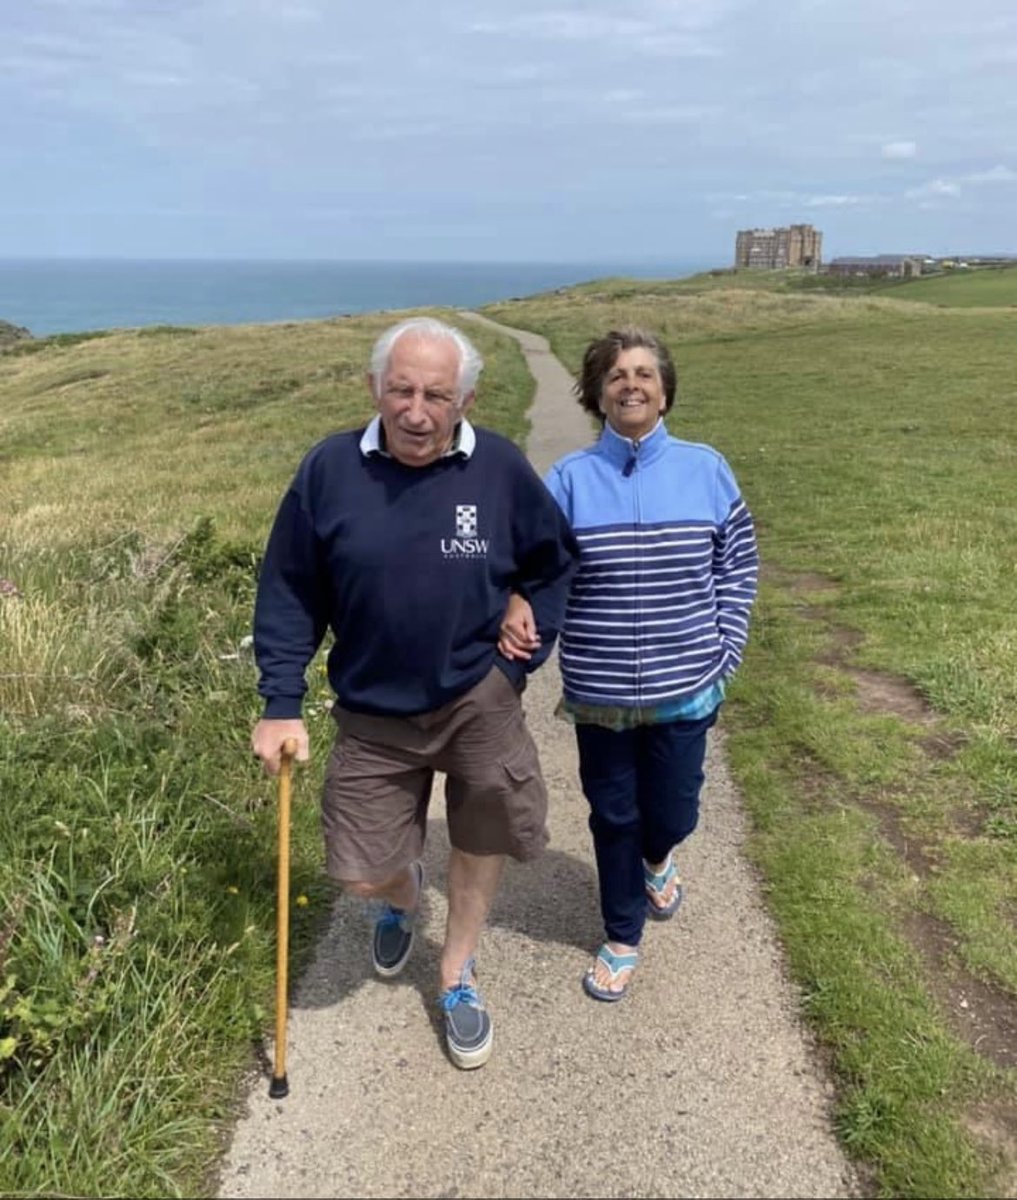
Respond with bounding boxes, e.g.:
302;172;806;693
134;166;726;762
599;346;665;441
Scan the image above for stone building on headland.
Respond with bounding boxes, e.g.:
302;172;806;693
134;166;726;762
734;224;823;270
826;255;922;278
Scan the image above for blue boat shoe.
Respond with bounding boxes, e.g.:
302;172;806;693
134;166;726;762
439;957;493;1069
371;860;423;977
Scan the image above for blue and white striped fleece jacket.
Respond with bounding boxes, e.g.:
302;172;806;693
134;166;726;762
543;418;759;709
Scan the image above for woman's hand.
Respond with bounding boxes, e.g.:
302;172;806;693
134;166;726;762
498;593;540;661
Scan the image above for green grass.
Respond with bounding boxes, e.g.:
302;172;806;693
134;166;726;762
0;310;534;1197
483;283;1017;1197
869;265;1017;307
572;261;1017;308
5;277;1017;1197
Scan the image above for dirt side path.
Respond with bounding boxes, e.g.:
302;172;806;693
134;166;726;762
216;315;859;1199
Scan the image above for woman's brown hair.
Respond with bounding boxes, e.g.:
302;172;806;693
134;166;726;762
574;326;677;422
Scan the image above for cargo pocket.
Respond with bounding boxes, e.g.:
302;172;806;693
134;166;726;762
498;737;548;859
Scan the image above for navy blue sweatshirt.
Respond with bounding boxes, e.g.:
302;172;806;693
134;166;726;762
253;420;579;718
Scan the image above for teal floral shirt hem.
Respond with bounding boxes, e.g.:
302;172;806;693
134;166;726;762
556;679;726;732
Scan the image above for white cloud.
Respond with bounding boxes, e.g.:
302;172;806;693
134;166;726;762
349;120;446;142
3;0;1017;259
467;7;722;55
904;165;1015;201
318;82;376;105
964;164;1016;183
122;70;189;88
907;179;961;198
487;64;558;84
978;45;1017;64
804;194;873;207
618;104;718;124
881;140;917;159
0;53;74;77
637;33;723;57
717;189;877;209
469;12;650;41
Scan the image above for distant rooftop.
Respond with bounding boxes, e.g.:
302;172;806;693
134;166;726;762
829;254;922;266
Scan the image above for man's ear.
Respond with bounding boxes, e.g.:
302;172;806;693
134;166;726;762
459;390;476;416
367;373;380;406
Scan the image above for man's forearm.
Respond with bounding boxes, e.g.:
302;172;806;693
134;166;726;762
253;485;328;714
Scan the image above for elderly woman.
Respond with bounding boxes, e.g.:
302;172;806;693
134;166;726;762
500;327;758;1000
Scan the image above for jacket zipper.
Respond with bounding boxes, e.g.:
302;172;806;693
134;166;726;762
630;438;643;707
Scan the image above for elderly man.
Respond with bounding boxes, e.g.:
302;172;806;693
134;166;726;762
251;316;577;1069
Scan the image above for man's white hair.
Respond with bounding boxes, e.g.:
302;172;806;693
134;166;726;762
369;317;484;405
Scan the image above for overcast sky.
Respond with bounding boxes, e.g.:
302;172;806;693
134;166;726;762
4;0;1016;263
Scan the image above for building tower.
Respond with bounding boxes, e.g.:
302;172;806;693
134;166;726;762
735;224;822;270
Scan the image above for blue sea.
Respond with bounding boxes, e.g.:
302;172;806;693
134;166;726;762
0;257;718;337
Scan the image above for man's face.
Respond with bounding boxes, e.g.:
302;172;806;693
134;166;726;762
370;334;473;468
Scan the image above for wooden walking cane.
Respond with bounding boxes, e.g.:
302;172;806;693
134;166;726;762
269;738;297;1099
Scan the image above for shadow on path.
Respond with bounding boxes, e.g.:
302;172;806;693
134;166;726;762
284;817;601;1016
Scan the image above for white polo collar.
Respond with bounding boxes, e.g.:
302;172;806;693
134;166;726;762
359;414;477;460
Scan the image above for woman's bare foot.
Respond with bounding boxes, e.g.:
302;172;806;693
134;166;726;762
645;853;683;918
586;940;639;996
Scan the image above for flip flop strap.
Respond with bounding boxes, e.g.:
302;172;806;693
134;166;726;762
596;945;639;980
644;854;676;894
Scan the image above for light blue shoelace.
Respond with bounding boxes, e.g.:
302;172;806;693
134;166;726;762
377;906;407;930
440;984;479;1012
440;957;480;1011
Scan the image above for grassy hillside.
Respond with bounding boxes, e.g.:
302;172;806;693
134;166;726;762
484;284;1017;1198
595;263;1017;308
0;312;533;1198
874;265;1017;307
3;281;1016;1197
0;316;530;547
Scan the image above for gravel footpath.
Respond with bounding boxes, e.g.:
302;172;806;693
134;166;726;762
216;315;859;1199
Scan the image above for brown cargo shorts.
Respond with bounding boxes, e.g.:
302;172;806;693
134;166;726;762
321;664;549;884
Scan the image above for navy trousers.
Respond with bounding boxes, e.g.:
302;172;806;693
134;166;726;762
575;708;719;947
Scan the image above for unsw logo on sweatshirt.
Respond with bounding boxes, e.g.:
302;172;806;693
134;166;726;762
441;503;489;559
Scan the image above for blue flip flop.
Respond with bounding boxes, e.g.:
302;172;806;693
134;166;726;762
583;943;639;1002
644;853;683;920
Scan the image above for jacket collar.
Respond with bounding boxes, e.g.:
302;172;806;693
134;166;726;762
597;417;668;469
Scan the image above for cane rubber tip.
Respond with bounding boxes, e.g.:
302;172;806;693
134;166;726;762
269;1075;289;1099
